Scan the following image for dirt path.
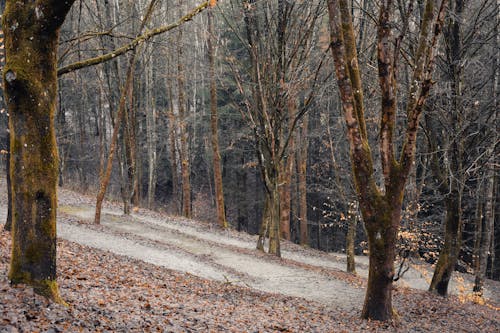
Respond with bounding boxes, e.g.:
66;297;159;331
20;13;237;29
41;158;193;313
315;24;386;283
0;182;497;310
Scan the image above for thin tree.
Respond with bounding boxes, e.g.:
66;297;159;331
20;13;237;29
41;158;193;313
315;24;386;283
95;0;159;224
177;0;192;219
207;3;227;228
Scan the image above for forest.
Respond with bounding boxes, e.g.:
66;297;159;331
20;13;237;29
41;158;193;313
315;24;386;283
0;0;498;330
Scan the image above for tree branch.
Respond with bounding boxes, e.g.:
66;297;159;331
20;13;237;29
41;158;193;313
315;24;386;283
400;0;449;175
57;0;210;76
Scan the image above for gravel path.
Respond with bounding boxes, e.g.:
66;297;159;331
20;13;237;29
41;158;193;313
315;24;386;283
57;205;365;311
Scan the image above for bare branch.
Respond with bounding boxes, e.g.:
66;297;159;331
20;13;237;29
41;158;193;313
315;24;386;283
57;1;210;76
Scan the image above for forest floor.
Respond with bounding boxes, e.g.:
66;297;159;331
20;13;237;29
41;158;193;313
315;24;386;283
0;180;499;332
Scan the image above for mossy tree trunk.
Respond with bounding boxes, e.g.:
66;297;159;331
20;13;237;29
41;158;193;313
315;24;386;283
361;195;402;320
3;0;75;302
327;0;448;321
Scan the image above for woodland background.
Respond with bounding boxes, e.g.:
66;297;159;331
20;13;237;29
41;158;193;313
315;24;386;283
0;0;498;286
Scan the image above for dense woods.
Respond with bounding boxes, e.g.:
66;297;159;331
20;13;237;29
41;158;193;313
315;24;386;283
1;0;498;325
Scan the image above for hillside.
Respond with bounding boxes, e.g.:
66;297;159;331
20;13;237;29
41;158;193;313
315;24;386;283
0;182;499;332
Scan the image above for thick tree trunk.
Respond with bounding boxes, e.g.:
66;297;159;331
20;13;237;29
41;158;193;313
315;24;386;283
207;7;227;228
3;0;75;302
361;200;400;320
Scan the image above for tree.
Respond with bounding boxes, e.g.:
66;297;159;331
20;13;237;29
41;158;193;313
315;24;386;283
327;0;448;321
234;0;324;256
428;0;465;296
95;0;158;224
3;0;76;302
207;4;227;228
176;0;192;219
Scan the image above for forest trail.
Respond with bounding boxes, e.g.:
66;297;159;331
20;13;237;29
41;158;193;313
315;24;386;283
0;183;496;310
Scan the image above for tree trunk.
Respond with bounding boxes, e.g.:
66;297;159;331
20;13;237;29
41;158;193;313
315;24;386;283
268;179;281;256
297;115;309;246
166;76;180;214
3;0;75;302
95;56;136;224
95;0;158;223
474;153;496;293
177;2;191;218
146;49;157;209
123;62;139;210
346;202;358;274
361;199;400;320
429;190;462;295
257;195;270;252
207;7;227;228
279;158;293;241
429;0;464;295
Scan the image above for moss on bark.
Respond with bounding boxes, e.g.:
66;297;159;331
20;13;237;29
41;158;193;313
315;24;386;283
3;0;75;304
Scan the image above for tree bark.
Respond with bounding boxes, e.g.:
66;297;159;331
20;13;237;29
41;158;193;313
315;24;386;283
177;1;191;219
146;47;157;209
207;7;227;228
257;194;270;252
346;202;358;274
361;200;400;320
279;157;293;241
268;179;281;256
429;190;462;295
474;171;495;293
297;115;309;246
3;0;75;303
